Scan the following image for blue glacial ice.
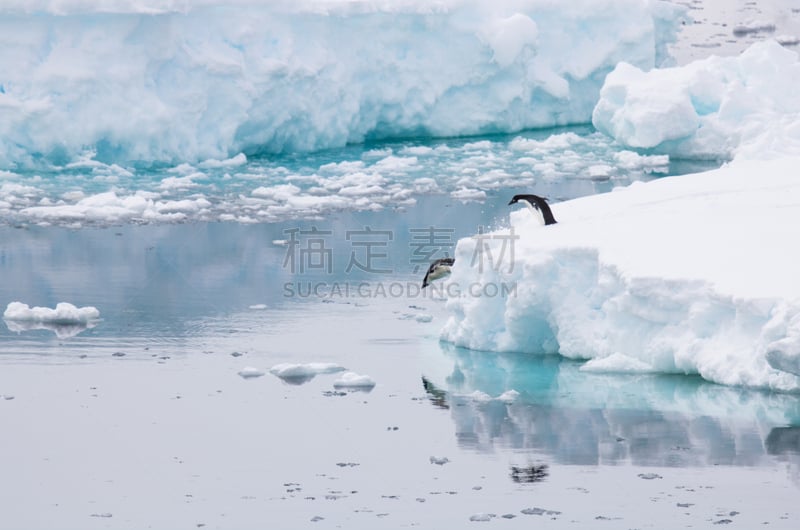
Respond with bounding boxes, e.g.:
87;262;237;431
0;0;684;169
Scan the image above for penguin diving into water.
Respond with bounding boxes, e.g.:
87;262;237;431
421;257;455;288
508;194;557;225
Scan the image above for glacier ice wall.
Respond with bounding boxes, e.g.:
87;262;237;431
0;0;683;168
592;40;800;161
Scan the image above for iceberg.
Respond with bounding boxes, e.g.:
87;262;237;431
593;40;800;161
0;0;683;168
440;157;800;392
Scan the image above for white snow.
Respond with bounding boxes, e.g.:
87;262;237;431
441;157;800;392
3;301;100;338
270;362;346;380
237;367;265;379
593;40;800;161
332;371;376;389
0;0;682;169
4;301;99;324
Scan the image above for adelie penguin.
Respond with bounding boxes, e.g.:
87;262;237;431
508;194;557;225
421;257;455;288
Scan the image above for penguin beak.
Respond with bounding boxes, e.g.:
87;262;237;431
507;199;515;205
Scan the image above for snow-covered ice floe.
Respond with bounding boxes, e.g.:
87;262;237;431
237;367;266;379
332;371;376;390
269;362;346;385
441;157;800;392
3;301;100;338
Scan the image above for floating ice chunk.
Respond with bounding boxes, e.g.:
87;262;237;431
158;174;202;190
4;301;99;324
251;184;301;200
415;314;433;323
238;367;265;379
613;150;669;172
496;390;520;403
333;371;376;390
270;362;346;385
429;456;450;465
248;304;267;310
3;301;100;338
581;353;654;374
451;188;487;202
469;513;496;522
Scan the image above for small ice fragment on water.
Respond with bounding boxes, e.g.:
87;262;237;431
713;520;733;525
502;513;516;519
272;239;289;246
429;456;450;465
415;314;433;323
4;301;100;324
4;395;15;400
248;304;267;310
638;473;662;480
90;513;112;518
496;389;520;403
469;513;495;522
238;367;265;379
333;371;376;389
467;391;492;402
271;362;346;378
310;515;324;522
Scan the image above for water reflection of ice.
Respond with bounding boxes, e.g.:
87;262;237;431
3;318;96;339
424;344;800;470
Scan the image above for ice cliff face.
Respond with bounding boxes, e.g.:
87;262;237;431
0;0;683;168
